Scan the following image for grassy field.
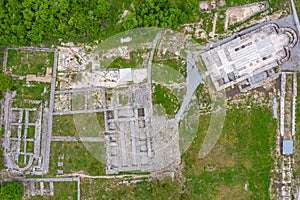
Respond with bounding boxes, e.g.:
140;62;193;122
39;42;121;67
7;49;54;76
73;113;106;137
17;154;27;168
52;115;77;137
28;181;78;200
183;106;276;199
215;10;226;34
269;0;291;10
80;177;184;200
26;141;34;153
12;79;51;107
49;141;105;176
5;50;52;107
52;113;105;137
0;182;23;200
27;126;35;138
152;84;180;118
293;73;300;182
105;50;145;69
195;83;211;110
153;58;187;78
201;12;215;34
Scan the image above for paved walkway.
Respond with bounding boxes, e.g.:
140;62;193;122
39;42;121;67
51;136;105;142
147;30;162;118
54;87;105;94
59;173;150;179
8;46;55;52
280;72;286;137
53;108;106;115
42;49;58;174
291;0;300;33
175;51;202;120
292;72;297;136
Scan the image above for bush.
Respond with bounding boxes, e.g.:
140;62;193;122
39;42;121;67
0;182;23;200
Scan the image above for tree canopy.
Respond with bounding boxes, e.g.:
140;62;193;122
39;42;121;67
122;0;188;30
0;0;202;47
0;0;111;47
0;182;23;200
0;0;285;47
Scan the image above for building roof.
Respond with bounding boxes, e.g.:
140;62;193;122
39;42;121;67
119;68;132;83
201;23;298;91
282;140;293;155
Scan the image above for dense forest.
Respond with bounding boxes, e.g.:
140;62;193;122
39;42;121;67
0;0;288;47
0;0;111;46
0;0;202;47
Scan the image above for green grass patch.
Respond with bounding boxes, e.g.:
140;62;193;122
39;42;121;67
29;181;78;200
52;115;77;137
297;0;300;21
152;84;180;118
81;177;184;200
201;12;215;33
26;141;34;153
28;111;37;123
20;140;24;152
105;50;145;69
192;37;208;44
153;58;187;78
27;126;35;138
216;10;226;34
0;125;4;138
183;106;276;199
0;182;23;200
119;94;130;106
52;113;106;137
71;93;86;110
13;80;50;105
17;154;27;168
7;50;54;76
96;112;105;131
49;141;105;176
7;49;53;76
269;0;290;11
10;126;18;138
195;83;211;107
53;182;77;199
117;170;150;175
74;113;105;137
293;73;300;180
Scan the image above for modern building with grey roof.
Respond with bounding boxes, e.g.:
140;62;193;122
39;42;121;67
201;23;298;91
